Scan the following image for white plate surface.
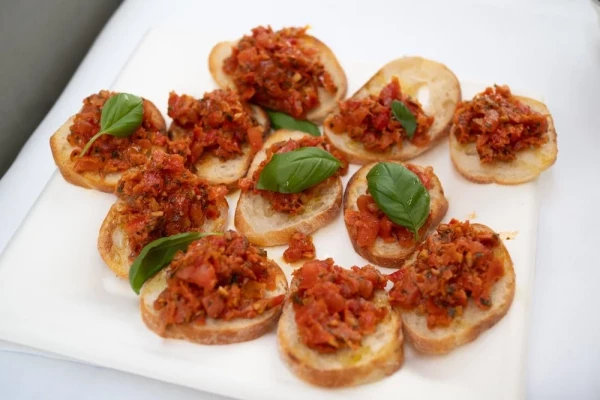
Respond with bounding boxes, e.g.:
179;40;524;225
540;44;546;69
0;28;538;400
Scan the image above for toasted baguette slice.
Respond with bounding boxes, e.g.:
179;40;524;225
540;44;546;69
169;105;270;190
278;287;403;387
141;260;288;344
400;223;516;354
50;100;166;193
449;96;558;184
98;201;228;278
344;162;448;268
235;129;343;247
209;34;347;123
324;57;461;164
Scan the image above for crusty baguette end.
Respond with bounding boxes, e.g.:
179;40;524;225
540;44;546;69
278;289;403;388
400;223;516;354
98;201;229;279
449;96;558;185
50;100;166;192
324;56;461;164
234;130;343;247
50;117;121;193
208;35;347;124
140;262;288;345
343;162;448;268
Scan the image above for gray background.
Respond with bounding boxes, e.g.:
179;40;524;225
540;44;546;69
0;0;121;178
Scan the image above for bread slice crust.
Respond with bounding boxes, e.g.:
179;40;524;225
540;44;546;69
343;162;448;268
449;96;558;184
234;129;343;247
98;201;228;278
323;56;461;164
169;105;271;190
50;99;166;193
208;34;347;124
399;223;516;354
278;280;403;387
141;261;288;345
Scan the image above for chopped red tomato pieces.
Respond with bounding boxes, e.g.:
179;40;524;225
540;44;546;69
292;258;388;353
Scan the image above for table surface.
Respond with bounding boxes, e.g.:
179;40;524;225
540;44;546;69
1;0;599;399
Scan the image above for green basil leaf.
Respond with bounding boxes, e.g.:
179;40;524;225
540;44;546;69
366;162;430;240
391;100;417;139
267;110;321;136
256;147;340;194
80;93;144;156
129;231;220;294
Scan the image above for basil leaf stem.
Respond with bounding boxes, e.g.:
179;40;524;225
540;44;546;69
80;93;144;156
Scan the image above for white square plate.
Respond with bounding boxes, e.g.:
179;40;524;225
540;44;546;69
0;28;538;400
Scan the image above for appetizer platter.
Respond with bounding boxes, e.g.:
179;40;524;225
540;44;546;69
0;26;556;400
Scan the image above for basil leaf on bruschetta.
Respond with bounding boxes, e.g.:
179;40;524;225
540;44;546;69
80;93;144;156
391;100;417;139
267;111;321;136
129;231;221;294
366;162;430;240
256;147;341;194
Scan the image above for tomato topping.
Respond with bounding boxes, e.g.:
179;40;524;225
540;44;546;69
222;26;337;119
292;259;388;353
67;91;167;175
167;89;264;165
283;232;316;263
388;219;505;329
452;85;549;163
115;151;228;259
154;231;284;330
344;164;433;248
238;136;348;215
327;77;433;151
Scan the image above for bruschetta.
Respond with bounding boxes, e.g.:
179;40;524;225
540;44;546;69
98;151;228;278
344;162;448;268
141;230;288;344
235;129;348;247
388;219;515;354
209;26;347;123
323;57;461;164
50;90;167;192
278;258;403;387
449;85;558;184
167;89;271;189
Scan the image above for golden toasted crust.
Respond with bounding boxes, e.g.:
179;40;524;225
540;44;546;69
277;279;403;387
169;105;270;190
208;33;347;124
449;96;558;185
234;130;343;247
98;200;229;279
323;56;461;164
140;261;288;345
400;223;516;354
49;100;166;192
343;162;448;268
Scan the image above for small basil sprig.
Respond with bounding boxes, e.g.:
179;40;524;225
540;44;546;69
391;100;417;139
267;110;320;136
129;231;220;294
366;162;430;240
256;147;340;194
80;93;144;156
